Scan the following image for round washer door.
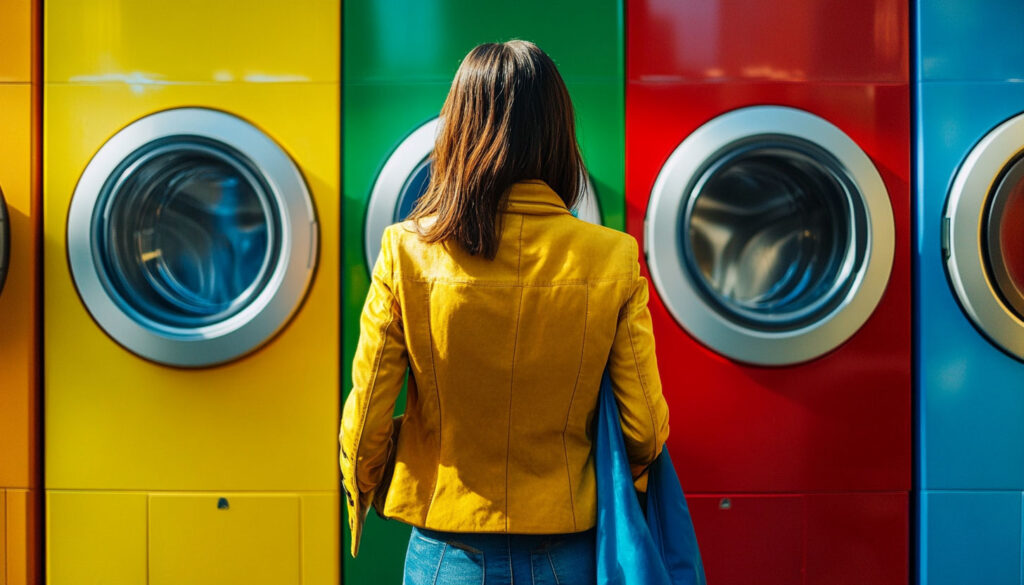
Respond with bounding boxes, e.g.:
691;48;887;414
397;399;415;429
363;117;603;268
67;108;318;368
645;106;895;366
945;112;1024;360
0;187;9;295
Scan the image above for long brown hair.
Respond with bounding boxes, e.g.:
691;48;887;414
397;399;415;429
407;40;585;259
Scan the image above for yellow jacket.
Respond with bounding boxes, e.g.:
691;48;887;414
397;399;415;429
340;180;670;556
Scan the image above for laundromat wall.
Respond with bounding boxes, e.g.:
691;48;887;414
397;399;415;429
0;0;1022;584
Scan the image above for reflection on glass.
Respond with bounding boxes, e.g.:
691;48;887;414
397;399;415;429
985;157;1024;319
685;142;865;331
98;142;278;329
394;158;432;222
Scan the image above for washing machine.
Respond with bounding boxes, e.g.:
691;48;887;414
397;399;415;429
343;1;623;582
44;2;340;583
916;2;1024;583
627;1;911;583
0;0;40;582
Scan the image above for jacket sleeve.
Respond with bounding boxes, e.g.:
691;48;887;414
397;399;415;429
339;227;408;552
607;239;670;492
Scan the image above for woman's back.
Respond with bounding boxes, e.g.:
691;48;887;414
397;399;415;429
358;179;668;535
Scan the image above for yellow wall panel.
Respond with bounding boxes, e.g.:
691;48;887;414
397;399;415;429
149;493;300;585
300;493;340;584
47;492;147;585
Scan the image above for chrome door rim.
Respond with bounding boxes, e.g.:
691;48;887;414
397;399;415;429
67;107;318;367
945;112;1024;359
645;105;895;366
363;117;603;269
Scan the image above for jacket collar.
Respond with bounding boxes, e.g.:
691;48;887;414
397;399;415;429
505;180;571;216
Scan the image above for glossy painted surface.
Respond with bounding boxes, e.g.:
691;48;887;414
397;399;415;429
916;2;1024;582
0;0;39;581
0;0;32;82
45;0;338;84
343;2;624;582
629;82;910;491
44;1;339;582
628;0;910;582
920;492;1022;584
918;0;1024;82
628;0;907;83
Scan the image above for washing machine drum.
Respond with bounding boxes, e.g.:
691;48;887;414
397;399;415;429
945;112;1024;360
0;187;9;295
363;117;603;268
67;108;318;368
646;106;895;366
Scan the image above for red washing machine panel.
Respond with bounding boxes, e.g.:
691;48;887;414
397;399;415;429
626;81;911;494
627;0;908;83
689;492;909;585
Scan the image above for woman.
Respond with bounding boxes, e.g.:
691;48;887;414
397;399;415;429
340;40;670;585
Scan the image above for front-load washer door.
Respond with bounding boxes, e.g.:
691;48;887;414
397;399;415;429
945;112;1024;360
646;106;895;366
67;108;318;368
363;117;603;268
0;186;9;294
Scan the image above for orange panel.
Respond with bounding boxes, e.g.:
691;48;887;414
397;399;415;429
0;490;6;585
0;0;32;82
5;489;38;585
0;1;39;582
0;85;36;490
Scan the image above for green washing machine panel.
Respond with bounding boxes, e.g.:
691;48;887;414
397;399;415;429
342;2;624;582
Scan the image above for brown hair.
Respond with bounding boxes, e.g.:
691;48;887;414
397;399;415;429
407;40;585;259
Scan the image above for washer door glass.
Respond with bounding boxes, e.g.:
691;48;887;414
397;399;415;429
646;106;894;366
984;156;1024;319
68;108;318;368
686;139;866;332
393;158;431;223
98;139;279;329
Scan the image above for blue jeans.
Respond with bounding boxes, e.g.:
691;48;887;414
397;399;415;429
403;526;596;585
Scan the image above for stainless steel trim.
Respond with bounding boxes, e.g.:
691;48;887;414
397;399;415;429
363;117;602;269
67;107;318;367
645;105;895;366
946;112;1024;359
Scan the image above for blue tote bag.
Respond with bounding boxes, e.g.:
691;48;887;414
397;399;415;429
595;369;706;585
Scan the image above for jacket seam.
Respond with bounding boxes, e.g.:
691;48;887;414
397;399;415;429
424;281;443;525
504;216;526;531
561;285;588;531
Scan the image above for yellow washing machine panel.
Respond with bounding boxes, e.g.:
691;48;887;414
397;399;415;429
46;0;338;84
44;83;340;491
44;1;340;583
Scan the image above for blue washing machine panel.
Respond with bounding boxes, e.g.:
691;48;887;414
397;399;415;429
920;491;1022;585
918;0;1024;82
916;2;1024;582
916;84;1024;491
